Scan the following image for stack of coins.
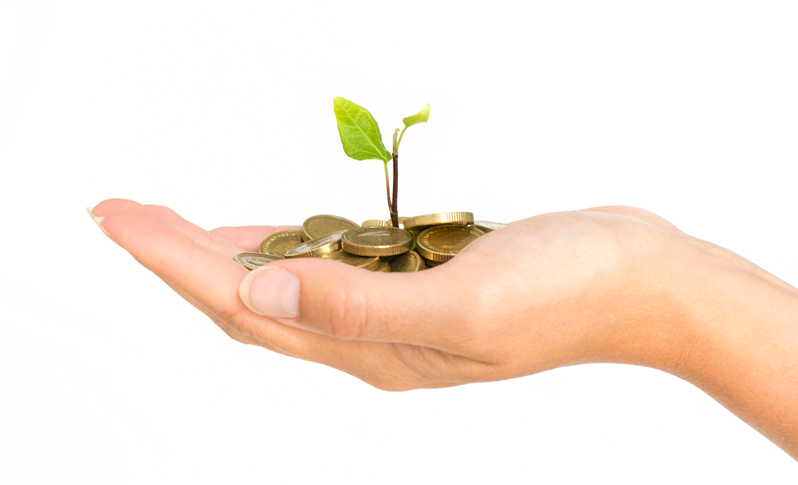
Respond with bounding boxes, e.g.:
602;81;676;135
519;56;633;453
233;212;507;273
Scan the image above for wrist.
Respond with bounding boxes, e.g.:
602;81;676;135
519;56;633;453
645;234;798;458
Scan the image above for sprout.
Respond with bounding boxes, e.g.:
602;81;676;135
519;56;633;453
333;97;429;227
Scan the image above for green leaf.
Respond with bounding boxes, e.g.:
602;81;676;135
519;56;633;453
402;103;430;128
333;97;391;162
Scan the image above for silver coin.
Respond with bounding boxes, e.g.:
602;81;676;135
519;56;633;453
471;220;507;233
284;230;348;258
234;252;284;270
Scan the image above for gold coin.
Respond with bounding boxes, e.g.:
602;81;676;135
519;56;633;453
389;250;424;272
361;219;391;228
341;227;414;257
259;230;305;257
302;215;360;240
375;260;391;272
320;250;381;270
471;221;507;233
284;230;347;258
403;212;474;229
233;252;284;270
416;225;485;263
421;255;446;268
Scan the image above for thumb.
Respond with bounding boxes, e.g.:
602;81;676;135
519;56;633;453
239;257;466;346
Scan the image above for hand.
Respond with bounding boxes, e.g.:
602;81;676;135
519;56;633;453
90;198;798;459
89;199;685;388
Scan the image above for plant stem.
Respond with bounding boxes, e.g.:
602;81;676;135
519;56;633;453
389;128;401;228
389;127;409;227
395;126;408;151
390;151;399;227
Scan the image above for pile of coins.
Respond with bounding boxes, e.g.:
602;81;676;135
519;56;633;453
233;212;506;273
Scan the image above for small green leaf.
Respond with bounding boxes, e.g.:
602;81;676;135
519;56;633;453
402;103;430;128
334;97;391;162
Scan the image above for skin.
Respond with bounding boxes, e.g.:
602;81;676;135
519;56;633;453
90;198;798;460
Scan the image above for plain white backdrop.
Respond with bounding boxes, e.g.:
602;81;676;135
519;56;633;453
2;1;797;483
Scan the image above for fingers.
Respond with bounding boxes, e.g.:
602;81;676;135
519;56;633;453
92;198;301;255
581;205;678;231
101;210;252;316
93;200;471;352
97;210;429;382
143;205;246;258
92;198;244;257
211;225;302;253
91;200;498;389
238;257;475;352
99;211;302;353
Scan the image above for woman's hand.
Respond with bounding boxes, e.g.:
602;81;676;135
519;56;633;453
89;198;687;387
90;198;798;459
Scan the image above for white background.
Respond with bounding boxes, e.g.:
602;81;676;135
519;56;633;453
1;1;797;483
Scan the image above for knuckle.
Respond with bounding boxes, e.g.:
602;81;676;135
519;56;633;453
216;320;248;344
363;375;418;392
206;302;254;340
320;281;370;340
368;345;437;391
214;304;245;327
224;329;247;345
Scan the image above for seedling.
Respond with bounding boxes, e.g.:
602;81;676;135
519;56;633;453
333;97;430;228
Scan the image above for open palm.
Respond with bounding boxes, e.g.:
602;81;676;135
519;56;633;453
91;198;686;391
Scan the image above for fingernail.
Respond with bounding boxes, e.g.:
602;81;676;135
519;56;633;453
240;267;300;319
86;206;112;237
